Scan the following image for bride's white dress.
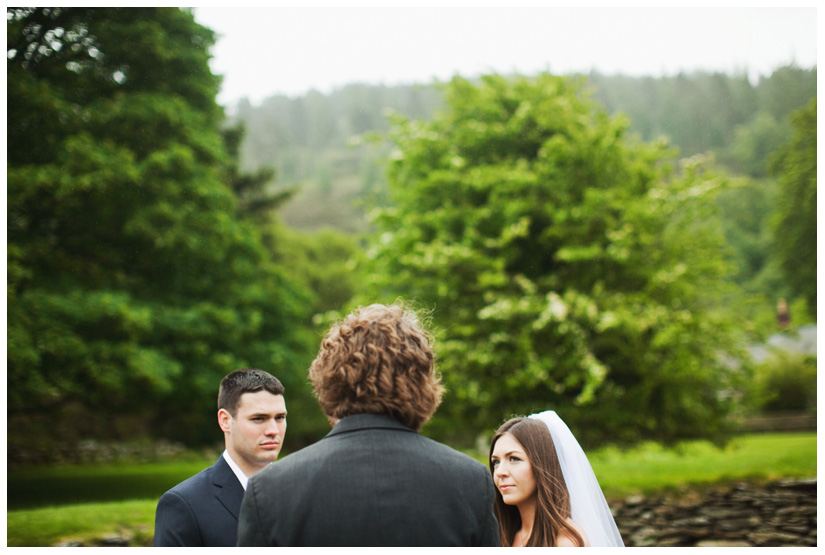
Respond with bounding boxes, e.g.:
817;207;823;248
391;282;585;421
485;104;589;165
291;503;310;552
529;410;625;547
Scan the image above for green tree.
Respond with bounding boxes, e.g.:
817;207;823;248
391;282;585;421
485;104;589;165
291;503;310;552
272;227;364;318
366;74;748;447
757;66;818;123
725;112;792;177
716;179;778;289
220;122;299;256
714;177;793;336
752;352;817;413
769;97;817;315
221;123;295;219
6;7;317;449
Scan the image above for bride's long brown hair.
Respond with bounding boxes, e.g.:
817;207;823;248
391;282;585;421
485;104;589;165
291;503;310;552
489;417;585;547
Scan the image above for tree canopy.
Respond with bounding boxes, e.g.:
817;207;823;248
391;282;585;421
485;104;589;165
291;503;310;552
770;97;817;315
365;74;750;447
6;7;321;448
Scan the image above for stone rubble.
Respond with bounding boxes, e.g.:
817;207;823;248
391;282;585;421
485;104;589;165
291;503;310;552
612;479;817;547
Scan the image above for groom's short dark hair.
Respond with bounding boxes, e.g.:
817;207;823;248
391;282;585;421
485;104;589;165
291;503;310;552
218;368;284;416
309;302;444;431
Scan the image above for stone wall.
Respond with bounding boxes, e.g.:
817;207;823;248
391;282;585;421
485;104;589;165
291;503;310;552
53;479;818;547
612;479;817;547
8;439;215;468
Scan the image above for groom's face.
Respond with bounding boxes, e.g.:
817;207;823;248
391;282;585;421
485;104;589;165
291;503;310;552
219;390;287;476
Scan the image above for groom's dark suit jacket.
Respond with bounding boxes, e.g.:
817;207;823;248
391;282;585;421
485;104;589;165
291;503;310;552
237;413;500;546
153;455;244;546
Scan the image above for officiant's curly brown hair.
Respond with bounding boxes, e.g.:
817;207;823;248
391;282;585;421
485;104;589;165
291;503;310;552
309;302;444;431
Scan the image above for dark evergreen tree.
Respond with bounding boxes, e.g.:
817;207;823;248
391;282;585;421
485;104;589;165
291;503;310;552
7;7;320;450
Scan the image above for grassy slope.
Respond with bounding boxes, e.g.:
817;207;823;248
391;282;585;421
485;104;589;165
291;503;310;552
589;432;816;498
6;432;816;546
7;500;158;547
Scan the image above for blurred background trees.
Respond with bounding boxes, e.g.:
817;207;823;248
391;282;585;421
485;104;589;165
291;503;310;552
6;7;816;460
362;74;750;446
229;64;816;330
6;7;328;456
769;98;816;314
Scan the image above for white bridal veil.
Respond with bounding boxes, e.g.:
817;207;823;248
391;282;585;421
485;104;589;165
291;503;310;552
529;410;625;547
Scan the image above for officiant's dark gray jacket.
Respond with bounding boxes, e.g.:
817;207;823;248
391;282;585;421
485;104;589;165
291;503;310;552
237;413;500;546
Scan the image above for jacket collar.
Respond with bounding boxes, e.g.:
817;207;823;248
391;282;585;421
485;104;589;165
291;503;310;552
211;455;245;520
325;413;416;438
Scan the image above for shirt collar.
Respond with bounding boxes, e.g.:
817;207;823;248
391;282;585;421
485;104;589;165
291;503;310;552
222;449;249;490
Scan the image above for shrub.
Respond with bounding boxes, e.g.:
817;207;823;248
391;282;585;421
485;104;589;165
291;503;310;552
752;351;817;412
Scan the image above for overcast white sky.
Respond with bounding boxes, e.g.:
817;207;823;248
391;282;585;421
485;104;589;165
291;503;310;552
192;4;818;107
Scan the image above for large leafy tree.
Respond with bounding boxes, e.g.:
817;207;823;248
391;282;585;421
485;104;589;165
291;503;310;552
769;97;817;316
366;74;748;447
7;8;321;449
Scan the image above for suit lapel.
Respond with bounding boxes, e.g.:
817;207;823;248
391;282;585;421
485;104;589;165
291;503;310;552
211;456;245;520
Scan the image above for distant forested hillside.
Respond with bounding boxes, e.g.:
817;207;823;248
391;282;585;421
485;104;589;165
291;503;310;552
227;66;815;234
231;83;443;232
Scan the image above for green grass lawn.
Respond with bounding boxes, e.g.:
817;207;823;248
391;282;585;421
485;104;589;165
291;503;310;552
7;460;216;547
7;500;158;547
6;432;816;546
588;431;817;499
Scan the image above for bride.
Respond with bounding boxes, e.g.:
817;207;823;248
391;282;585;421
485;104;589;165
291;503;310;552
489;411;624;547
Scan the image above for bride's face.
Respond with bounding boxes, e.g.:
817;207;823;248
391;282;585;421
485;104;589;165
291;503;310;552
491;433;537;507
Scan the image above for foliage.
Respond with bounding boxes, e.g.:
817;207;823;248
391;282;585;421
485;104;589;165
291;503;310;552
716;178;781;292
786;297;816;326
725;112;793;177
230;83;445;233
750;351;817;413
228;67;815;235
364;73;750;447
755;66;818;122
769;97;817;314
6;7;313;446
713;177;789;335
221;122;297;226
588;68;815;161
588;71;757;157
226;71;815;335
233;83;444;176
271;226;365;318
228;68;815;349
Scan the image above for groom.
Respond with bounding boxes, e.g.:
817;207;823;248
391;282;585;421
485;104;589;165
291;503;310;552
237;303;499;546
154;368;288;546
